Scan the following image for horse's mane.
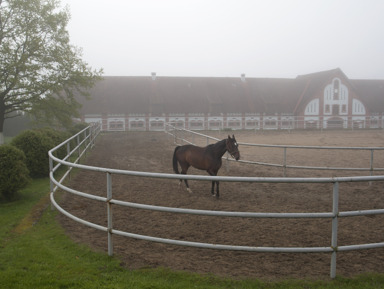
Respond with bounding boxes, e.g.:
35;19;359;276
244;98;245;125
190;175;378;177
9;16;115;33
205;139;227;154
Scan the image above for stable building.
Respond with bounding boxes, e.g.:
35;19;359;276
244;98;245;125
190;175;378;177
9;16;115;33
77;68;384;131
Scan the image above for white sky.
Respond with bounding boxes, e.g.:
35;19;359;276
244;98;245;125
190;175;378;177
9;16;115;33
60;0;384;79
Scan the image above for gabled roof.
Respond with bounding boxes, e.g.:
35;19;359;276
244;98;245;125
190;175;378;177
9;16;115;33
350;79;384;113
293;68;348;113
78;76;303;115
77;69;384;116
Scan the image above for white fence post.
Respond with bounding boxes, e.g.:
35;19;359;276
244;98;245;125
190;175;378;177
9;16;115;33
77;135;80;159
330;181;339;278
49;157;54;210
107;172;113;256
283;147;287;177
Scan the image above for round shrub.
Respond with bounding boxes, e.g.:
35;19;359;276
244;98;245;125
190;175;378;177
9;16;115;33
68;122;89;136
11;130;55;178
37;128;71;159
0;145;30;200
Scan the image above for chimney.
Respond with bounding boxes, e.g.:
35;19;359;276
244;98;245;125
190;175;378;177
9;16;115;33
241;73;246;82
151;72;156;80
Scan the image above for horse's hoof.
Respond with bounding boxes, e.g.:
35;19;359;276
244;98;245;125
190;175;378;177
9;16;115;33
187;188;193;193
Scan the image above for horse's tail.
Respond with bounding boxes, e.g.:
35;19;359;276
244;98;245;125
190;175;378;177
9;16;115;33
172;146;181;174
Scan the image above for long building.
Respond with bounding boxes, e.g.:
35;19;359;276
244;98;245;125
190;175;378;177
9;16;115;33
78;68;384;131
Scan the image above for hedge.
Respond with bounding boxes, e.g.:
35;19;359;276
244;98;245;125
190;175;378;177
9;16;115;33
0;145;30;200
11;130;55;178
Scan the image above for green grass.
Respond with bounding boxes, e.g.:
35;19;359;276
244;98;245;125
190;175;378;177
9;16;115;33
0;179;383;288
0;178;48;240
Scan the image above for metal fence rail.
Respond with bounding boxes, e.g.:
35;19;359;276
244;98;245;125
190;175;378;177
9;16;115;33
165;124;384;176
49;124;384;279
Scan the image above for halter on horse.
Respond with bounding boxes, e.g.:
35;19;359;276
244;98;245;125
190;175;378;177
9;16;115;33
172;135;240;198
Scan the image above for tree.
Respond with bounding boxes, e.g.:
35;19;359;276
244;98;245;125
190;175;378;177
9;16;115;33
0;0;102;144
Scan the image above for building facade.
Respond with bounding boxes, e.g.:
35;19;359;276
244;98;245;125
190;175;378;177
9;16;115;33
77;68;384;131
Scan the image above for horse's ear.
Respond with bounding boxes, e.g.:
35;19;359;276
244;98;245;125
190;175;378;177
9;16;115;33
232;134;235;139
228;135;231;139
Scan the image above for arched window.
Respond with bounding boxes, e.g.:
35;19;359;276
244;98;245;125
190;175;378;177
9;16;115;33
324;78;348;115
304;99;319;115
333;79;339;100
352;99;366;115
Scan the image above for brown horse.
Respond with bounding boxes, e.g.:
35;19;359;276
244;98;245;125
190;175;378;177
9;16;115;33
172;135;240;198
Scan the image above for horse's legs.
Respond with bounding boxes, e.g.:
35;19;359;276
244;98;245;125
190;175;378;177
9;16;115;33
208;170;219;198
180;164;192;193
182;173;192;193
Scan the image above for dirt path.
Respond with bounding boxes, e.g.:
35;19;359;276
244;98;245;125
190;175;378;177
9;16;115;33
58;130;384;280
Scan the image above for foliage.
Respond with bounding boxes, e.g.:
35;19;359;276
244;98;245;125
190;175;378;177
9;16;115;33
10;127;77;177
68;121;89;135
0;144;30;200
37;127;71;159
0;0;103;143
11;130;54;177
31;93;84;130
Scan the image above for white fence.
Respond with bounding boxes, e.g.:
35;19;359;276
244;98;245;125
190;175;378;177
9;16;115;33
49;123;384;279
166;124;384;177
86;113;384;131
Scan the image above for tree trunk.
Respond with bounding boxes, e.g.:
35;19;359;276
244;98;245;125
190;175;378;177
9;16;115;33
0;101;5;145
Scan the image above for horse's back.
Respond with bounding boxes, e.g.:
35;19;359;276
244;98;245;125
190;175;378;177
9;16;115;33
176;144;205;160
176;144;215;170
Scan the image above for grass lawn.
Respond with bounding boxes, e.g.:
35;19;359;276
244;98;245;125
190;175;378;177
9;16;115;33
0;179;383;288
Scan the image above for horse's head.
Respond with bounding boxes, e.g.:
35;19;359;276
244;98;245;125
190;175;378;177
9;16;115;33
226;135;240;160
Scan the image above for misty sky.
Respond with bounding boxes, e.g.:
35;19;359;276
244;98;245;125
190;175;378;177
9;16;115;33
60;0;384;79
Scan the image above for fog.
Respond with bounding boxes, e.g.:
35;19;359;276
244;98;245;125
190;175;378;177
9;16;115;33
60;0;384;79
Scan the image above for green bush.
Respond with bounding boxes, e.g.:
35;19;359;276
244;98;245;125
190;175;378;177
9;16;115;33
11;130;55;178
10;126;87;178
68;122;89;136
37;128;71;159
0;145;30;200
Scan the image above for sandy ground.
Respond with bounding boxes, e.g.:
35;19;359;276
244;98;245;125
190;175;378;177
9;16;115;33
57;129;384;280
